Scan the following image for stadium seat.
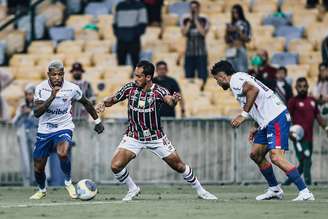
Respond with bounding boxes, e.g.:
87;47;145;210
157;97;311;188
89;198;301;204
271;52;299;66
168;2;189;18
63;53;93;68
18;15;46;41
28;41;54;54
38;2;65;27
12;66;44;80
103;66;132;80
75;30;100;41
9;54;37;67
274;25;305;47
57;40;84;53
262;14;292;28
85;40;112;55
66;15;93;31
0;5;7;21
84;2;110;16
286;64;310;83
288;39;314;53
36;54;66;68
92;53;116;67
49;27;75;43
1;30;26;56
0;42;6;65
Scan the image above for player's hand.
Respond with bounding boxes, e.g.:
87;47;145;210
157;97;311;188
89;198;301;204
94;122;104;134
248;127;258;143
231;115;246;128
95;102;105;114
173;92;182;103
51;86;61;98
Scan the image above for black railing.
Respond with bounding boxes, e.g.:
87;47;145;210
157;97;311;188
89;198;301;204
0;0;46;41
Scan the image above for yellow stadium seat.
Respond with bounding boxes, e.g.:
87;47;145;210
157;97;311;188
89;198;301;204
103;66;133;80
36;54;66;68
63;53;93;68
10;54;37;67
66;15;93;31
288;39;314;53
28;41;54;54
57;40;85;53
75;30;100;41
286;64;310;83
92;53;117;67
13;66;44;80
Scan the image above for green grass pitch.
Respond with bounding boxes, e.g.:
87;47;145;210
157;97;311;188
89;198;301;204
0;185;327;219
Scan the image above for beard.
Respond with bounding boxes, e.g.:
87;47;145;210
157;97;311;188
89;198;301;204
298;91;307;98
73;74;82;80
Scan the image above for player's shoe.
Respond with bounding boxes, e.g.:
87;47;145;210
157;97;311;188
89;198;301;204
292;190;315;201
122;187;141;201
65;183;78;199
197;190;218;200
256;186;284;200
29;191;46;200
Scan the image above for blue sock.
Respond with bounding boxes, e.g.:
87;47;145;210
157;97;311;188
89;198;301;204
260;163;278;187
59;157;71;181
34;171;46;190
287;167;306;191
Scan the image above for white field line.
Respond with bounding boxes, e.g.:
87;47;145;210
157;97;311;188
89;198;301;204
0;200;128;209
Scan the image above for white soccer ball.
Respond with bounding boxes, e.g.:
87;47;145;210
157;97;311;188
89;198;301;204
290;125;304;141
76;179;98;201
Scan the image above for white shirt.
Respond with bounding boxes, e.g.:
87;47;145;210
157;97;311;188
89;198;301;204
230;72;286;129
34;80;83;134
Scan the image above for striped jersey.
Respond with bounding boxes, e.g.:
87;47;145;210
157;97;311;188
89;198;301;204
114;82;170;141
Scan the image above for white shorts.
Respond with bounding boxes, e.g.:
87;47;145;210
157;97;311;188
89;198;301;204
118;135;176;159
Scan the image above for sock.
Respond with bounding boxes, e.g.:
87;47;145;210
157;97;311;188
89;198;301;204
182;165;204;193
286;167;307;191
59;157;71;182
34;171;46;191
260;163;279;188
113;168;137;191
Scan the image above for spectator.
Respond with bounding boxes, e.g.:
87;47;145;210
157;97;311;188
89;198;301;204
113;0;147;70
322;35;328;64
180;0;209;91
249;49;277;90
310;63;328;116
225;4;251;72
142;0;164;39
273;66;293;105
82;16;99;32
285;77;328;185
70;62;95;120
12;84;38;186
153;61;186;117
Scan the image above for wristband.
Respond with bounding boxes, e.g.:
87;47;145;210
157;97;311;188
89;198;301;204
94;118;101;125
241;111;250;118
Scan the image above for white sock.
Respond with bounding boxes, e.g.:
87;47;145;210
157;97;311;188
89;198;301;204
270;185;281;192
113;168;138;191
182;165;204;193
301;188;310;193
39;187;47;193
64;179;72;186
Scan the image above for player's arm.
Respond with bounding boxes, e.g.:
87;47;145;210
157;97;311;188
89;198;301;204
33;86;60;118
231;82;259;128
79;95;104;134
163;92;182;108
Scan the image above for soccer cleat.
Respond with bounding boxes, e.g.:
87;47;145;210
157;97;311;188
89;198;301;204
65;183;78;199
292;190;315;201
256;187;284;200
122;187;141;201
197;190;218;200
29;191;47;200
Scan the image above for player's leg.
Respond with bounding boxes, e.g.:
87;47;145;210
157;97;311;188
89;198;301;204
55;130;77;198
302;141;312;185
249;143;284;200
112;136;142;201
162;151;217;200
283;141;304;185
267;113;314;201
30;158;48;199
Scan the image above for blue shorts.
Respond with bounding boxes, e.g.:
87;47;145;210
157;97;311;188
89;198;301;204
254;110;291;150
33;129;73;158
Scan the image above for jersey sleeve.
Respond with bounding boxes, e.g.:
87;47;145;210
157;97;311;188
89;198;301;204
34;85;47;101
156;85;171;102
230;73;247;92
114;82;134;102
73;85;83;101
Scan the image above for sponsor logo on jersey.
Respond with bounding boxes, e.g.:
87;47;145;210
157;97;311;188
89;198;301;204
46;108;69;115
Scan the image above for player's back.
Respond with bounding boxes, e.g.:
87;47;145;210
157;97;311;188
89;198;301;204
34;80;83;134
230;72;286;128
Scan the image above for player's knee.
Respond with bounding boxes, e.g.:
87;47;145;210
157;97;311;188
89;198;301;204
270;154;282;166
249;152;261;163
111;161;124;173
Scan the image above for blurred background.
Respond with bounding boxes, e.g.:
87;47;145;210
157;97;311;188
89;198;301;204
0;0;328;187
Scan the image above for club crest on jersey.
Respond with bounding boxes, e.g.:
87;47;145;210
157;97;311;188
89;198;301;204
138;100;145;108
310;101;315;107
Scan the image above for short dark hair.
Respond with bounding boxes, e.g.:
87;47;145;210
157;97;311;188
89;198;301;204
296;77;308;85
190;0;200;7
211;60;236;76
137;60;155;79
156;60;167;68
278;66;287;75
319;62;328;70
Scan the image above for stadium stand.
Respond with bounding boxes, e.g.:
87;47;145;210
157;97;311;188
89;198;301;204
0;0;328;119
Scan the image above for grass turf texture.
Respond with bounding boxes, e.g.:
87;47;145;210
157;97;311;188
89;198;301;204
0;185;327;219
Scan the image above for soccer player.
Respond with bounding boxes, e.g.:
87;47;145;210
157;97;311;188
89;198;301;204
210;60;314;201
96;60;217;201
29;60;104;200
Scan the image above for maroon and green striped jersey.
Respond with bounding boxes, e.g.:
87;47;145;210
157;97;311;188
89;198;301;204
114;82;170;141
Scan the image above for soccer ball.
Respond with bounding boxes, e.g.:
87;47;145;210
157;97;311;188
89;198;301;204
290;125;304;141
76;179;98;201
